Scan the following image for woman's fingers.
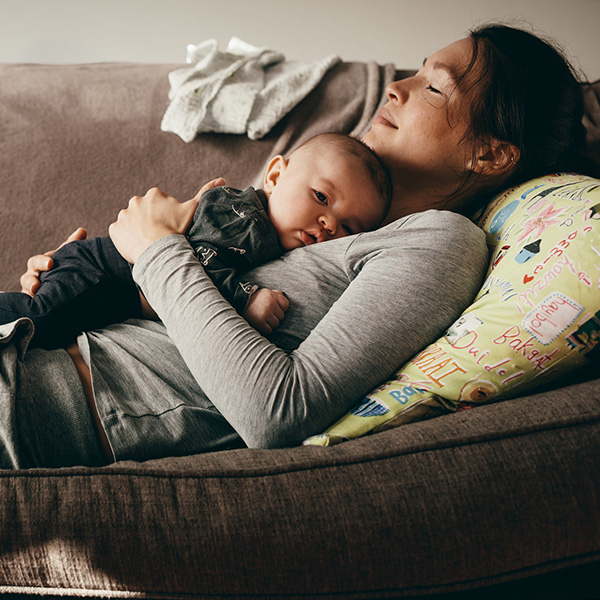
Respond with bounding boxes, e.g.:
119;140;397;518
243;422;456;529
193;177;226;201
109;187;200;264
59;227;88;249
19;227;88;296
20;254;52;296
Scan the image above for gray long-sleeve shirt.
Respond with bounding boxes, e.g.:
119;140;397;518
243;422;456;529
96;210;486;459
1;210;488;466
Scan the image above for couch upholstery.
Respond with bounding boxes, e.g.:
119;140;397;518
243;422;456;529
0;61;599;599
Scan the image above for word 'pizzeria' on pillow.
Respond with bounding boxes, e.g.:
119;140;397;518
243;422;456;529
305;173;600;446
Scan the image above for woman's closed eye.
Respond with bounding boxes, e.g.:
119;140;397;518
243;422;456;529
423;82;447;108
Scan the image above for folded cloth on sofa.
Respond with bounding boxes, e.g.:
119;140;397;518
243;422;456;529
161;37;340;142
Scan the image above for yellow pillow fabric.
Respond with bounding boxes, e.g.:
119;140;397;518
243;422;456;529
305;174;600;446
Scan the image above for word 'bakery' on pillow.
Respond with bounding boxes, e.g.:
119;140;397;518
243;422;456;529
305;173;600;446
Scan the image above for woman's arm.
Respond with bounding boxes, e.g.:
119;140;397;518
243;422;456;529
123;204;488;448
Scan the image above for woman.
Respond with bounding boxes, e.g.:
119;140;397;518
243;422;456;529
8;25;588;469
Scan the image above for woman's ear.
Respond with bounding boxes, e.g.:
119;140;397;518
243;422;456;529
263;155;288;194
471;141;521;177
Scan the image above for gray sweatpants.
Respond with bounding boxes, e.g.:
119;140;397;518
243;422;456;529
0;319;105;469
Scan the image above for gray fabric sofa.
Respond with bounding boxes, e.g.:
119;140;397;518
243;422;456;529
0;61;599;599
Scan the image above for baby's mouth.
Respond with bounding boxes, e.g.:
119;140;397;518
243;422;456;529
300;230;318;245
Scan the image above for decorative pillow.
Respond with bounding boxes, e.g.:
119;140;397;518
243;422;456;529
304;173;600;446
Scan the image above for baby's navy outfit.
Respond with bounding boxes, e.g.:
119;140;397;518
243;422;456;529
0;186;281;349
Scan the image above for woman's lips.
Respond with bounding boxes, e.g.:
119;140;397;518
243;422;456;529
372;107;397;128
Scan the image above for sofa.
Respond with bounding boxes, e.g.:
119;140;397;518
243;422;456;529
0;60;599;599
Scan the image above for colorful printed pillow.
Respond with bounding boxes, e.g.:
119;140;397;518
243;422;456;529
304;173;600;446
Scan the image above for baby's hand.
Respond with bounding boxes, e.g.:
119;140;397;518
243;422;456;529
244;288;289;335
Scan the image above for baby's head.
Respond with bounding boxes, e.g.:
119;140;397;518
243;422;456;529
263;133;392;250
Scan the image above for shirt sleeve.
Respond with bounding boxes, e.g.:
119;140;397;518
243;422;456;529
132;211;488;448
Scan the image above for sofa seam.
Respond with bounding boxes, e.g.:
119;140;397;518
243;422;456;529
2;412;599;480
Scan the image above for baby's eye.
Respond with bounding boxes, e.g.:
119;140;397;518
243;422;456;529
342;224;354;235
315;191;328;205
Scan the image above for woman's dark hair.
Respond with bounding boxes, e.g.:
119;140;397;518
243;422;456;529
458;24;589;203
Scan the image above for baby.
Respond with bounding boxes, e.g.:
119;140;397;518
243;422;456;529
0;133;391;348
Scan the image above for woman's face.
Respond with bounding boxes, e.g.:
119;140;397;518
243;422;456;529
362;38;477;193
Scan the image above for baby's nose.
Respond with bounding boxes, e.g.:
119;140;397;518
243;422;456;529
319;214;338;237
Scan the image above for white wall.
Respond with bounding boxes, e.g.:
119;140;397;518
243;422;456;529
1;0;599;78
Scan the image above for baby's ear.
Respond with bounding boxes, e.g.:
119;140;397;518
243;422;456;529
263;155;287;193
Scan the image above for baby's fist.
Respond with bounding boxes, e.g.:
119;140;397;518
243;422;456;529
244;288;289;335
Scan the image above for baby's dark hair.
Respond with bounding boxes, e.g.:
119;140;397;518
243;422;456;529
294;133;393;216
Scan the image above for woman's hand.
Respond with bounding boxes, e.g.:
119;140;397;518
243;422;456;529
109;178;225;264
109;188;198;265
20;227;88;296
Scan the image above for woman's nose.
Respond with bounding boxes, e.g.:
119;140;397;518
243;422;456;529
386;79;409;104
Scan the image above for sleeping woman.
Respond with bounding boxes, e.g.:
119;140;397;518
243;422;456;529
4;24;589;469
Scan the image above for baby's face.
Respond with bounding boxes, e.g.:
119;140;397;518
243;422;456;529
267;145;386;250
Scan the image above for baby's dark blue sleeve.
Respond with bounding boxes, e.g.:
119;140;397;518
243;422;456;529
186;186;282;314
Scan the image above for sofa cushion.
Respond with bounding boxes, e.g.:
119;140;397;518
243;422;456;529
305;173;600;445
